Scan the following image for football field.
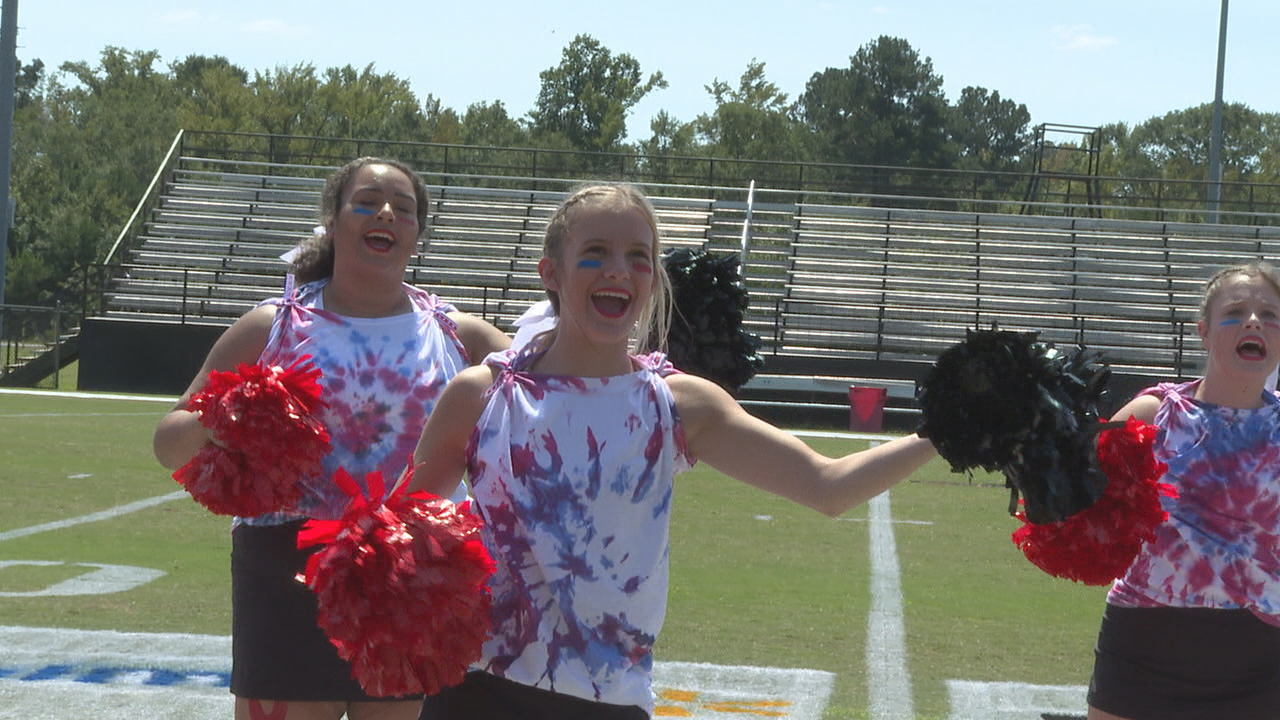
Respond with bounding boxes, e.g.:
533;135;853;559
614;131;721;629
0;389;1108;719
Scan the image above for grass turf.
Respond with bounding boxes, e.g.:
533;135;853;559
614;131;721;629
0;391;1108;719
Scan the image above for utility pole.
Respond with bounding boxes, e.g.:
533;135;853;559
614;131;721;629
0;0;16;317
1207;0;1229;224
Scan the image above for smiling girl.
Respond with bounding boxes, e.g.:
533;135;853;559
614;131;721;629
1086;262;1280;720
153;157;509;720
408;183;937;719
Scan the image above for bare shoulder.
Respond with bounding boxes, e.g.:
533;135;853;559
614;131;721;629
665;372;747;436
238;303;278;334
664;371;725;405
447;310;511;363
452;361;502;391
1109;391;1161;424
169;304;277;404
428;362;501;434
207;304;277;367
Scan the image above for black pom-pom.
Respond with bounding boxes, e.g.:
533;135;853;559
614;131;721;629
916;328;1112;524
655;248;765;392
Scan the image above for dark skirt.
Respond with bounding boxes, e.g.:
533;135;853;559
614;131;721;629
230;520;420;703
1088;603;1280;720
419;671;647;720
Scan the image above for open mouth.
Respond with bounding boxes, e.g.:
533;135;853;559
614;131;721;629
363;230;396;253
1237;336;1268;361
591;290;632;318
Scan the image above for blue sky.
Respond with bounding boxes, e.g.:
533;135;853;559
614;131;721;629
15;1;1277;138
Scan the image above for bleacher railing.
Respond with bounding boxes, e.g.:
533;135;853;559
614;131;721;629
177;129;1280;223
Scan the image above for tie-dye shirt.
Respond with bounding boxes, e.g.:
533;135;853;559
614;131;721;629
242;278;470;525
1109;380;1280;625
466;347;694;713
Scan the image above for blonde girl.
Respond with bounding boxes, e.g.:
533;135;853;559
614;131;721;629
410;183;936;719
1087;262;1280;720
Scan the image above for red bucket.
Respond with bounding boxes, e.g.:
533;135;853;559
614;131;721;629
848;386;887;432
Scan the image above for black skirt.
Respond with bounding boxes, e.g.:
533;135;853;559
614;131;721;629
230;520;421;703
419;671;647;720
1088;603;1280;720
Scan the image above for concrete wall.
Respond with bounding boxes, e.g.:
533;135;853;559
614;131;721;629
78;318;225;396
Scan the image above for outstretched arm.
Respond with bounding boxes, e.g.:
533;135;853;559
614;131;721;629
406;364;497;498
152;305;276;469
668;373;936;517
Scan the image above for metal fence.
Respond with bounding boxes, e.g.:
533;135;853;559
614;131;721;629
0;303;71;389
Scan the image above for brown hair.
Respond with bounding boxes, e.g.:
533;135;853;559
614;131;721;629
290;157;432;284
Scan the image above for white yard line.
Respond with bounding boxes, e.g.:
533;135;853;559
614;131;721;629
0;388;176;403
0;389;186;543
0;492;188;543
866;490;914;720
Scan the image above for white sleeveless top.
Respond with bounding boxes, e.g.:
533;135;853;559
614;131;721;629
466;347;694;712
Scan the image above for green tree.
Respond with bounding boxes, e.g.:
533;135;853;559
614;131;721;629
459;101;529;148
314;64;430;141
15;58;45;109
695;61;807;164
636;110;702;184
948;86;1031;172
172;54;255;137
800;36;953;171
9;48;180;305
529;34;667;152
1124;103;1276;181
248;63;325;162
1097;104;1280;215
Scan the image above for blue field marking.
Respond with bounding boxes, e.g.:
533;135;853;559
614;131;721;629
0;626;833;719
5;661;230;688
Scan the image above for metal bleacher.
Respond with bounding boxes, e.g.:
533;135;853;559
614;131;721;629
109;161;726;333
98;154;1280;426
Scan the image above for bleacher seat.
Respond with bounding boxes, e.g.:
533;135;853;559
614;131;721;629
100;155;1280;424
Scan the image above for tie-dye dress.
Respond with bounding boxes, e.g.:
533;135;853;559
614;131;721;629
466;347;694;714
1108;380;1280;625
244;278;471;524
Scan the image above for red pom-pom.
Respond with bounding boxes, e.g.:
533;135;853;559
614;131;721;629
174;357;330;515
298;468;494;697
1011;417;1177;585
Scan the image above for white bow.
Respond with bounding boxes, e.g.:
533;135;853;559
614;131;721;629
279;225;326;265
511;299;557;350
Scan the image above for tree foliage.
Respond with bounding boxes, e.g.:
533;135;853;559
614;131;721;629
694;60;807;163
528;34;667;152
6;34;1278;309
949;87;1032;172
1102;103;1279;182
800;36;953;170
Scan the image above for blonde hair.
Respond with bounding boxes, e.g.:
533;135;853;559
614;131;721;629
539;183;672;352
1198;261;1280;321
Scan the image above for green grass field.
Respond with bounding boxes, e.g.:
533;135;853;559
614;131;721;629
0;389;1109;719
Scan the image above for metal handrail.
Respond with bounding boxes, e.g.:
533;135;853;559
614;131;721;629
103;129;186;266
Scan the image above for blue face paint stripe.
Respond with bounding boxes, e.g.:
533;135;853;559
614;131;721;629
577;259;603;269
1219;318;1242;326
351;207;375;215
